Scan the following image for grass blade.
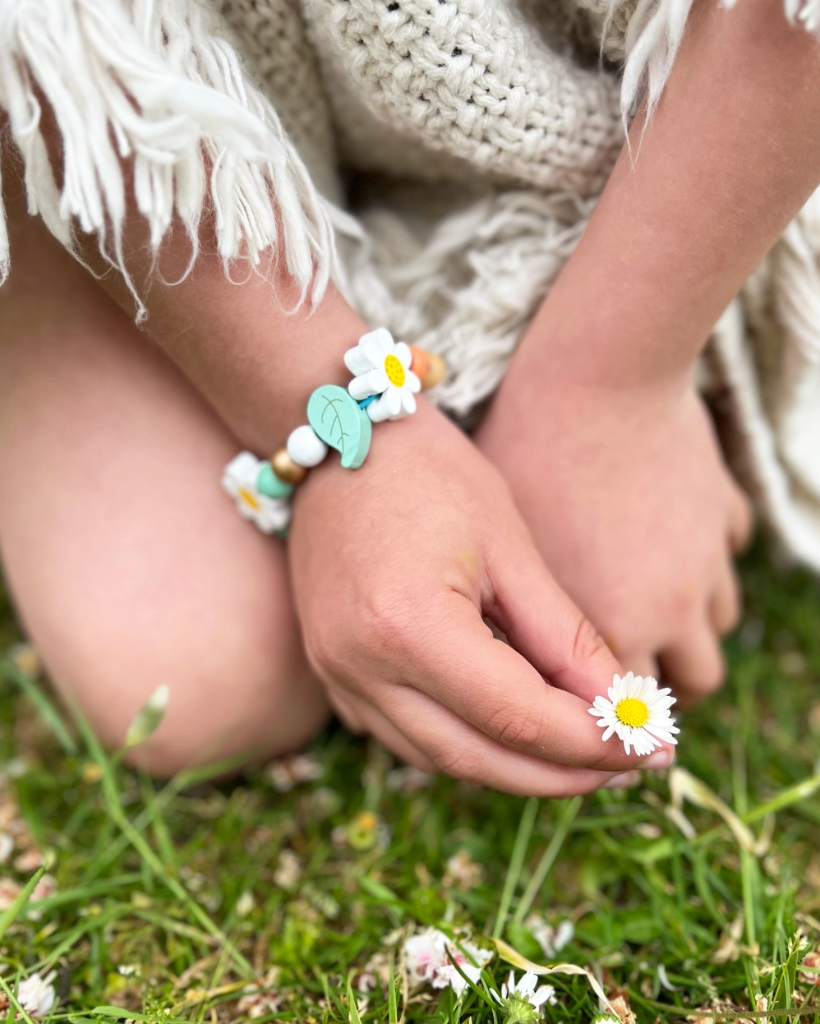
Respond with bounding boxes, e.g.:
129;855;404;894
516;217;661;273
514;795;582;925
492;797;539;939
0;865;45;942
1;657;76;753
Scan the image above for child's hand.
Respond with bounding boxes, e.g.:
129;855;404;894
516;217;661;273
289;400;675;795
477;380;751;707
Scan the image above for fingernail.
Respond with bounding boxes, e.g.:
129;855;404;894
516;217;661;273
602;770;641;790
642;748;675;770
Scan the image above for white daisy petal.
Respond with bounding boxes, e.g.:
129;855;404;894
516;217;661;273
406;369;422;393
367;391;396;423
395;341;413;368
400;389;418;416
221;452;291;534
588;673;678;756
384;387;403;417
369;327;396;354
349;367;391;400
344;345;376;377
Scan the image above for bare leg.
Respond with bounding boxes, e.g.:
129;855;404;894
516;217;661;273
0;207;328;776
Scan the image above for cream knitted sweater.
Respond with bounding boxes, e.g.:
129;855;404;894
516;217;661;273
3;0;820;566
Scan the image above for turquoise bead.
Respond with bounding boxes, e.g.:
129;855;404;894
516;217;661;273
256;462;295;499
307;385;372;469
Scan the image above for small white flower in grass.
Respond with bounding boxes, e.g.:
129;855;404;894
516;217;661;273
222;452;291;534
404;927;493;994
268;754;323;793
525;914;574;958
589;672;679;757
385;766;433;794
345;328;421;423
273;849;301;890
18;971;57;1018
490;971;556;1023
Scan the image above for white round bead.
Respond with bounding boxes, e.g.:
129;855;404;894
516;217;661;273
286;425;329;468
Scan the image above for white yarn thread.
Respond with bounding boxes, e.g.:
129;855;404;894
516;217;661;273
0;0;337;317
344;191;594;418
617;0;820;127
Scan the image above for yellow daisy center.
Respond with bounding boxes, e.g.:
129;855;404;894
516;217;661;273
238;487;261;512
615;697;649;729
384;353;406;387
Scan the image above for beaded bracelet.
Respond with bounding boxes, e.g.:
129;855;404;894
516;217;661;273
222;328;446;534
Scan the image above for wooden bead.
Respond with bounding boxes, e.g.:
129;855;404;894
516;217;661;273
271;448;308;484
408;345;429;382
421;351;447;390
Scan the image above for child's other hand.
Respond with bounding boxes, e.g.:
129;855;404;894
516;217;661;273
477;380;751;708
289;400;675;795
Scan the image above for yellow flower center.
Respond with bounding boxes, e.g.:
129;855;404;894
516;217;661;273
615;697;649;729
384;353;406;387
238;487;261;512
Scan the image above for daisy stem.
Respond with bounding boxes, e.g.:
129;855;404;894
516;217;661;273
513;796;583;926
492;797;539;939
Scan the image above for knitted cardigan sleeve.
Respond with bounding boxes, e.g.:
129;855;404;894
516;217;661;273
0;0;336;318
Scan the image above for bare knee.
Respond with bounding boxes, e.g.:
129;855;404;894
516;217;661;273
11;535;330;778
48;608;329;778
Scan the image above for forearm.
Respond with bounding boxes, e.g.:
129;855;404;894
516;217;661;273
90;215;366;454
515;0;820;396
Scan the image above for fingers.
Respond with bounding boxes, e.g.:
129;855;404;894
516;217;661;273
727;481;753;553
485;536;623;706
658;620;725;707
617;652;660;680
409;592;673;772
709;564;742;636
334;693;439;774
348;685;628;797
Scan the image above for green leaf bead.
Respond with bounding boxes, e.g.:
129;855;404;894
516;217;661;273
256;462;295;499
307;385;372;469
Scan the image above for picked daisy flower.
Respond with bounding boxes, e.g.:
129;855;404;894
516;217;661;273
490;971;556;1024
344;328;421;423
589;672;679;757
222;452;291;534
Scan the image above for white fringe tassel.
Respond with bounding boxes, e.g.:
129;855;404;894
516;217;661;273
618;0;820;125
342;191;593;420
0;0;336;318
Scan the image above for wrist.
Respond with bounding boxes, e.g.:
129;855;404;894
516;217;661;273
511;297;699;401
221;326;448;536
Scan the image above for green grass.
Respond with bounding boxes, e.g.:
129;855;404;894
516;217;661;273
2;546;820;1024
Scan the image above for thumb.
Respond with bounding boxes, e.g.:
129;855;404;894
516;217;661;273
486;534;677;769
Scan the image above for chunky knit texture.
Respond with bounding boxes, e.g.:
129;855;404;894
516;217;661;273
3;0;820;566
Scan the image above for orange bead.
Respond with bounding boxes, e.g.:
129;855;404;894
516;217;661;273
421;351;447;390
409;345;429;382
271;448;308;484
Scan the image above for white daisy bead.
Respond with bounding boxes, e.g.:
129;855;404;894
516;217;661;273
344;328;421;423
286;424;329;468
222;452;291;534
